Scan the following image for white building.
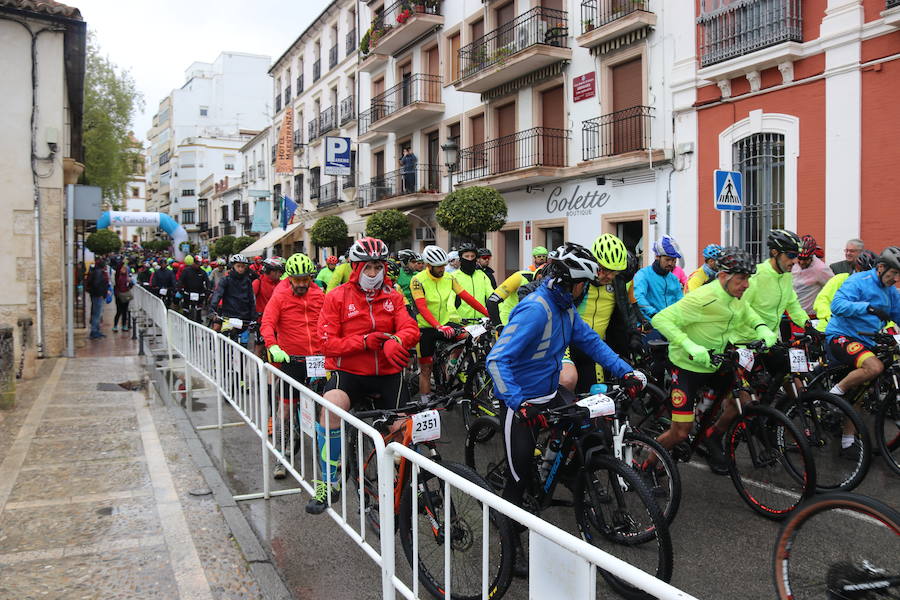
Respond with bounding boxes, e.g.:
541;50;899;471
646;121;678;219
145;52;271;243
239;127;275;237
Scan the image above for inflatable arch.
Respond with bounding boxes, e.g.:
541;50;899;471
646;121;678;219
97;211;189;260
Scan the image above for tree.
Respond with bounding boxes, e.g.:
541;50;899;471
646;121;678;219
436;186;507;240
233;236;256;255
310;215;348;249
82;32;144;201
365;209;411;243
85;229;122;255
210;236;236;259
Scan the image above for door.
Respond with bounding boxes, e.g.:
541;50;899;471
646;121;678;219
470;114;485;171
373;78;385;120
426;47;440;102
399;62;412;107
374;151;386;201
495;2;516;49
540;85;565;166
470;19;485;73
616;220;644;264
495;103;516;173
611;57;643;155
427;131;440;191
503;229;520;279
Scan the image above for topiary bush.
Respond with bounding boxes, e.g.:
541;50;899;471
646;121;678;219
85;229;122;255
365;209;411;243
436;186;507;238
310;215;348;248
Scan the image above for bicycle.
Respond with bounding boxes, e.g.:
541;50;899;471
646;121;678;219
345;394;515;600
464;387;673;600
214;315;258;346
773;492;900;599
181;290;207;323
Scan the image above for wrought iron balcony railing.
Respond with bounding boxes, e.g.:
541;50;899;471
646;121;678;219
370;0;442;39
293;130;303;149
457;127;569;183
357;164;441;208
284;84;292;105
317;180;340;208
346;29;356;56
582;105;654;161
296;74;304;94
329;45;338;69
580;0;650;35
697;0;802;68
319;106;337;134
313;59;321;81
359;74;440;135
339;95;356;125
308;119;319;141
275;93;282;113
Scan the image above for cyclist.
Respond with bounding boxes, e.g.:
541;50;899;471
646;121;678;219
315;255;339;289
385;258;408;302
410;245;490;399
485;242;645;510
652;247;778;473
477;248;497;288
791;234;834;315
685;244;723;292
252;256;285;356
325;251;352;293
446;250;460;273
311;237;420;514
395;249;420;305
450;242;494;321
813;250;878;331
150;258;176;307
528;246;548;272
177;255;210;317
634;235;684;322
208;254;256;334
260;253;325;480
486;269;537;326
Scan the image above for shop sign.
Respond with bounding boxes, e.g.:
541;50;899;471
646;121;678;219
545;185;611;217
573;72;596;103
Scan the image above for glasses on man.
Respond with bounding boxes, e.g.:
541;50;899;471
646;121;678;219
289;275;313;284
783;252;799;260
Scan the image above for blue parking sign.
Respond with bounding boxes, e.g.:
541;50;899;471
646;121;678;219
325;136;351;176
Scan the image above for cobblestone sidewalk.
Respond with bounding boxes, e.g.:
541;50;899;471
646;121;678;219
0;352;269;600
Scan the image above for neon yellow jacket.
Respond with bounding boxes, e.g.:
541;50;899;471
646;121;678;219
813;273;850;332
742;260;809;336
325;262;352;293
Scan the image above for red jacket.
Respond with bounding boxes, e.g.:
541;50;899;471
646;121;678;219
252;275;279;315
318;268;420;376
260;279;324;357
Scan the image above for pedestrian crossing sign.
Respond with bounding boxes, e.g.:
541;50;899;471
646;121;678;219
714;170;743;211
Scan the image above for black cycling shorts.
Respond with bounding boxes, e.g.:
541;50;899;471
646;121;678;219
828;336;876;370
322;370;410;410
669;366;733;424
418;327;442;359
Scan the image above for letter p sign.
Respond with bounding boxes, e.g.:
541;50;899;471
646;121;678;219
325;136;351;176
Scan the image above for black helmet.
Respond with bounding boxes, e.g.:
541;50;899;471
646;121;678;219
717;247;757;275
619;251;640;284
878;246;900;272
397;249;416;264
767;229;802;253
545;242;599;286
456;242;478;254
857;249;878;271
386;258;401;280
477;247;492;258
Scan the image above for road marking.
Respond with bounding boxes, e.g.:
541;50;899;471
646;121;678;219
133;392;214;600
0;534;165;566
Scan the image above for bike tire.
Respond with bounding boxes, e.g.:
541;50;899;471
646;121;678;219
875;388;900;476
630;382;671;438
726;404;817;520
345;426;381;536
622;430;682;526
398;461;515;600
773;492;900;600
573;454;674;600
777;390;872;492
464;416;507;494
462;362;501;431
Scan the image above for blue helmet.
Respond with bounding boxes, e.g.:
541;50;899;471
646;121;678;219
703;244;723;260
652;235;682;259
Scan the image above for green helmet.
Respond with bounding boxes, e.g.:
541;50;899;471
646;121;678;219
532;246;548;257
591;234;628;271
284;253;316;277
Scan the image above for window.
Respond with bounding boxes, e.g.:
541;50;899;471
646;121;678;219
224;163;235;171
733;133;785;262
293;174;303;201
224;155;235;170
181;189;195;197
199;106;208;117
181;210;196;225
131;187;140;198
543;227;564;251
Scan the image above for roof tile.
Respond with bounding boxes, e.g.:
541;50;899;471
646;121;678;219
0;0;83;20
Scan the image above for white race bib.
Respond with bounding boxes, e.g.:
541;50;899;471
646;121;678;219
189;292;200;301
464;324;487;339
159;288;168;295
300;397;315;437
789;348;809;373
576;394;616;418
305;355;326;378
893;334;900;347
809;319;820;329
737;348;755;370
228;318;243;329
411;410;441;443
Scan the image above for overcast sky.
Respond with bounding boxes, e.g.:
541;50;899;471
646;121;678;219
76;0;332;142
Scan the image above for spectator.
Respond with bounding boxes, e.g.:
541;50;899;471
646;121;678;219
792;235;834;315
113;261;133;332
830;238;864;275
399;147;417;194
86;258;109;339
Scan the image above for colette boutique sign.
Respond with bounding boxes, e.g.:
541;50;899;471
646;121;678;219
545;185;611;217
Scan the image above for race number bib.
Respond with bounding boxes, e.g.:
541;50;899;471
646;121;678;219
305;355;326;378
159;288;168;296
228;318;243;329
576;394;616;418
300;397;315;437
789;348;809;373
737;349;755;370
464;324;487;339
893;334;900;347
411;410;441;443
189;292;200;301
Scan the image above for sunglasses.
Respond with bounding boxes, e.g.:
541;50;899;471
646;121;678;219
289;275;313;284
783;252;799;259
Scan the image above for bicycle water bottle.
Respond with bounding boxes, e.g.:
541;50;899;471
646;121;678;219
539;436;561;482
588;383;608;395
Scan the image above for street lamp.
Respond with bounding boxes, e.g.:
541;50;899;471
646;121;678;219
441;137;459;192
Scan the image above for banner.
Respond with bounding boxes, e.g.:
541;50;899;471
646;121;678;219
251;200;272;233
108;211;161;227
275;110;294;174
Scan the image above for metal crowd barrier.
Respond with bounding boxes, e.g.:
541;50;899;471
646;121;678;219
131;284;697;600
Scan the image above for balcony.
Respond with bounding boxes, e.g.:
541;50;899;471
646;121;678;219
456;7;571;93
356;164;443;216
319;106;337;136
329;45;338;69
346;29;356;56
358;74;443;142
275;93;282;113
313;59;321;82
308;120;319;142
884;0;900;28
359;50;388;74
309;181;321;200
457;126;570;191
890;0;900;7
367;0;444;57
577;1;656;50
293;130;304;150
296;74;304;95
197;221;209;233
579;105;666;173
317;180;341;208
343;171;356;189
697;0;803;81
222;225;236;236
339;95;356;125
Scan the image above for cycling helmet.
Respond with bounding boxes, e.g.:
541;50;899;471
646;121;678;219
652;235;682;259
702;244;723;261
422;245;449;266
477;248;492;258
386;258;401;280
798;235;817;259
397;249;417;264
326;255;339;266
767;229;802;253
348;237;389;263
284;253;316;277
877;246;900;272
591;234;628;271
546;242;599;286
166;258;174;264
456;242;477;255
717;247;757;275
262;257;285;273
532;246;549;257
230;254;250;265
183;255;194;265
857;249;877;271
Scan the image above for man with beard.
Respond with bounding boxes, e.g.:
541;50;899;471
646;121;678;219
450;242;494;321
633;235;684;322
476;247;497;288
208;254;256;333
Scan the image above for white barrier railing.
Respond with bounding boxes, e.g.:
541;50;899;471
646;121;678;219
132;289;697;600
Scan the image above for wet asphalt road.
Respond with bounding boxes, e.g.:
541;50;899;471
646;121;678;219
184;388;900;600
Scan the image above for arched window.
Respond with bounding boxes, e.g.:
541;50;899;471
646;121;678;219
733;133;785;261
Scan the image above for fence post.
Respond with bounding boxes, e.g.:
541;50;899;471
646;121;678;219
185;360;193;412
378;445;398;600
259;360;270;499
215;335;223;429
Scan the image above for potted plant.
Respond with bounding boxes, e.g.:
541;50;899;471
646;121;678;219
544;23;568;46
359;27;372;55
397;8;412;24
582;18;594;32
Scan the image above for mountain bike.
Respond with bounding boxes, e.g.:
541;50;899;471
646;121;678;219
773;492;900;599
181;290;207;323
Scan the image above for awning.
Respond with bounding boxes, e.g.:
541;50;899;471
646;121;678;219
240;222;303;255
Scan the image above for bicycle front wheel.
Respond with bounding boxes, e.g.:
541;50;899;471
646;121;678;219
464;416;508;494
773;492;900;599
574;454;674;600
622;430;682;526
875;389;900;476
727;404;817;520
398;461;515;600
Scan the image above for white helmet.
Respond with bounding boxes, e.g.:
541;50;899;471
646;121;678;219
547;242;600;285
230;254;250;265
422;245;449;266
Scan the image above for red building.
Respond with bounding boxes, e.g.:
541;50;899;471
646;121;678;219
692;0;900;264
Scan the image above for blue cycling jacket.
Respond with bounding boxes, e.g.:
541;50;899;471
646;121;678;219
633;263;684;320
486;283;632;410
826;270;900;348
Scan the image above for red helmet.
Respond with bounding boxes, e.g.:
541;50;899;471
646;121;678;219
799;235;817;259
326;255;339;266
348;237;389;263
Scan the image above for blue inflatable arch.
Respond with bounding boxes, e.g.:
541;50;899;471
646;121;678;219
97;211;189;260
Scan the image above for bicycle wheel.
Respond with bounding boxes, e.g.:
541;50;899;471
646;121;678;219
345;426;381;535
622;429;682;525
630;382;671;438
464;416;507;493
574;454;674;600
777;390;872;491
727;404;817;520
398;461;514;600
773;492;900;599
875;389;900;476
462;362;500;431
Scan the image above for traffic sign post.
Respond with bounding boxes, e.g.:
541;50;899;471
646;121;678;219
714;170;743;246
